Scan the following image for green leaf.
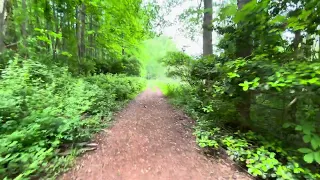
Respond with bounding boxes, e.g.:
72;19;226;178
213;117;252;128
274;46;285;53
227;72;240;78
283;123;293;128
298;148;313;153
311;138;319;150
269;15;286;25
302;123;315;134
295;125;302;131
299;10;312;21
303;135;312;143
220;5;237;18
304;153;314;163
239;81;250;91
315;151;320;164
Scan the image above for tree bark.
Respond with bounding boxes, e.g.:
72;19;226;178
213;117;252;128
236;0;252;58
0;0;8;52
292;30;304;59
89;15;93;58
236;0;252;123
203;0;213;56
318;35;320;60
21;0;27;41
80;3;86;58
76;6;81;57
52;2;58;58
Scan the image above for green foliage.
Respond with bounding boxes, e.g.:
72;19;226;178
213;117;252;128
0;57;145;179
160;51;193;81
194;128;219;149
136;36;178;79
190;100;320;179
162;0;320;177
0;0;154;179
96;56;142;76
1;0;156;75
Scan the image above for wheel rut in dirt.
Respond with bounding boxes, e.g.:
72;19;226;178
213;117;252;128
61;89;250;180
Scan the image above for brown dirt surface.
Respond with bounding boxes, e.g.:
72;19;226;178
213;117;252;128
60;89;252;180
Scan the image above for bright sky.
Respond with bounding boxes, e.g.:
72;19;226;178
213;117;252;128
147;0;311;56
152;0;223;56
154;0;203;56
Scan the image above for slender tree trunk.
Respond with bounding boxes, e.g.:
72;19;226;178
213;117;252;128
287;31;303;123
52;2;57;58
293;31;302;49
0;0;8;52
122;33;125;55
318;35;320;60
203;0;213;56
45;1;51;52
89;15;93;58
202;0;213;90
292;30;304;59
60;12;64;52
80;3;86;58
21;0;27;42
76;6;81;59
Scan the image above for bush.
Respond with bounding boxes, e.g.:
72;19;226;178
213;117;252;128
95;56;142;76
0;57;145;179
162;83;320;179
85;74;146;101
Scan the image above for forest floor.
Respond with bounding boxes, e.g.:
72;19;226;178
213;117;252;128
60;89;251;180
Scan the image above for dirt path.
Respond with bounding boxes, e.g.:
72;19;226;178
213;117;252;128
61;89;250;180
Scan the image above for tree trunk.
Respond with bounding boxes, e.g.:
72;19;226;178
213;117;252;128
0;0;8;52
21;0;27;41
75;6;82;73
236;0;252;123
203;0;213;56
52;2;57;58
80;3;86;58
236;0;252;58
293;30;304;59
89;15;93;58
318;35;320;60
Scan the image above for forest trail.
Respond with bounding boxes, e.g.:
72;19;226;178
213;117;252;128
61;89;250;180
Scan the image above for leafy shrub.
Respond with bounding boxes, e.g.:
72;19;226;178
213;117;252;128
0;57;145;179
193;127;320;180
96;56;142;76
161;83;320;179
85;74;146;101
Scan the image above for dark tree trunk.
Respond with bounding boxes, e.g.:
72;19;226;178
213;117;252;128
235;0;252;58
236;0;252;123
203;0;213;56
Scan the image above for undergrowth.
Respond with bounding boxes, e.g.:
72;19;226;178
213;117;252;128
162;83;320;180
0;57;146;179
